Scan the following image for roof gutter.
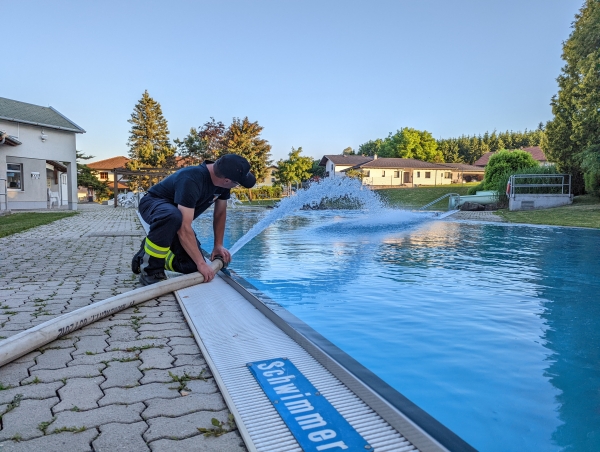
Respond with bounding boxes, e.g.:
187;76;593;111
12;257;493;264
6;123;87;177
0;115;85;133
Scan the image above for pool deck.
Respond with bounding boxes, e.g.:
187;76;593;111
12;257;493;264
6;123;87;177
0;203;245;452
0;204;501;451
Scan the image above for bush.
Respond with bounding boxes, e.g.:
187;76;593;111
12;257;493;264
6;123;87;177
232;185;282;201
467;181;484;195
582;145;600;198
483;150;539;190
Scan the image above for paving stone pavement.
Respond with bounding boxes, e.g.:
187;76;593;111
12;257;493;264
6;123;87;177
0;204;246;451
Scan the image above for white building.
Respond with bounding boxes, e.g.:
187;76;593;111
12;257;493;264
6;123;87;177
319;154;484;187
0;97;85;210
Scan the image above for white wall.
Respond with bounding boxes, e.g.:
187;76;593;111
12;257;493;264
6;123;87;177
0;120;79;210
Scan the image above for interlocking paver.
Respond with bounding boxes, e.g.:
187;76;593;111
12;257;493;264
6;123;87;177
100;360;143;389
99;383;180;406
139;347;174;370
0;429;98;452
53;377;105;413
0;397;59;441
142;392;226;419
0;205;246;451
140;365;208;384
93;421;149;452
31;347;75;370
0;381;63;404
170;344;201;355
149;431;246;452
72;335;109;355
52;402;145;429
144;409;230;442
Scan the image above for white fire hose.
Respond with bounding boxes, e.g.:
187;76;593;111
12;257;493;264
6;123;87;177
0;259;224;367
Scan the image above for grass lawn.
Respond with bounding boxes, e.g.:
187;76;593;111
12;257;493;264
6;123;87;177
0;212;78;238
376;184;479;209
496;195;600;229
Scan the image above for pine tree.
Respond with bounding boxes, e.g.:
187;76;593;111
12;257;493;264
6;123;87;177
545;0;600;194
221;117;272;182
127;90;176;170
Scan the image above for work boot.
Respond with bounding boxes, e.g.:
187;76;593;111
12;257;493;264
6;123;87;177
139;270;167;286
131;239;146;274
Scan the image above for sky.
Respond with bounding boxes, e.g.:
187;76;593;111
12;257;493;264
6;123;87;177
2;0;584;163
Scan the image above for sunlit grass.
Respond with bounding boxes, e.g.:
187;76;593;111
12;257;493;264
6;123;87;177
0;212;78;238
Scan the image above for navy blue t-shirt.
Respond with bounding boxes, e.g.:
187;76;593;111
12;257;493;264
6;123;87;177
147;163;230;219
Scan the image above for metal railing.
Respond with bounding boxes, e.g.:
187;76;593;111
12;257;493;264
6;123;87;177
507;174;571;198
419;192;460;210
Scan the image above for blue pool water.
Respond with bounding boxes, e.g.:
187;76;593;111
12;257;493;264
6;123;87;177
193;208;600;452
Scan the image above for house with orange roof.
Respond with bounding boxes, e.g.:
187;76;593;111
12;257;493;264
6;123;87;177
84;156;130;200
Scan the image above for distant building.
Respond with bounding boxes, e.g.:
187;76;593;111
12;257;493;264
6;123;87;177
473;146;549;167
0;97;85;211
85;156;131;200
256;165;278;187
319;155;374;178
320;154;484;187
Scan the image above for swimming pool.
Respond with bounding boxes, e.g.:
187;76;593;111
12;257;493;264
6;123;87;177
193;208;600;452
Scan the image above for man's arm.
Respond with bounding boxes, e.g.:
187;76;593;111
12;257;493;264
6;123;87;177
177;205;215;282
211;199;231;264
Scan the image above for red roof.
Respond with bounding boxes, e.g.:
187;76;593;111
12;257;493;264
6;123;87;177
473;146;547;167
87;156;130;170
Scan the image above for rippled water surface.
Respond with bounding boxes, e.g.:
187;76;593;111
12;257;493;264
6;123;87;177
194;207;600;452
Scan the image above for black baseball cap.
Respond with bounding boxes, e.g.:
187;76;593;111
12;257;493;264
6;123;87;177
214;154;256;188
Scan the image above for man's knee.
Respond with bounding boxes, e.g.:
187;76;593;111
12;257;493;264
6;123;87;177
172;208;183;229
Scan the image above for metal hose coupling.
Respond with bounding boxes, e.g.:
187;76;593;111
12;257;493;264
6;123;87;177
212;255;228;270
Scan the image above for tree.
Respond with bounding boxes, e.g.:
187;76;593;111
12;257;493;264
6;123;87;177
483;149;539;190
309;159;326;179
76;152;110;200
342;147;354;155
174;117;225;165
358;139;383;156
221;117;272;182
545;0;600;195
379;128;443;162
127;90;176;170
274;147;313;190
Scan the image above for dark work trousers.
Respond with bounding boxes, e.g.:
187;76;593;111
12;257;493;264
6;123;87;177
138;194;202;276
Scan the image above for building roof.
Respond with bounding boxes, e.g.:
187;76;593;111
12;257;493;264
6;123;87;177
319;155;373;166
349;158;449;170
438;163;485;172
473;146;547;167
47;160;68;172
0;97;85;133
87;156;130;170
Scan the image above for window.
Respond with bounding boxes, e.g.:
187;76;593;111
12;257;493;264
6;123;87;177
394;171;400;178
416;171;421;178
364;170;370;177
425;172;431;179
382;170;386;177
7;163;23;190
445;172;452;179
99;172;109;180
271;178;276;183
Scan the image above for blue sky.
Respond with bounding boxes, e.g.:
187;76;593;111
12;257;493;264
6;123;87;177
3;0;583;163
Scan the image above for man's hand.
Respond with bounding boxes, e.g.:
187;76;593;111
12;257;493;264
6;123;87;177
197;261;215;282
211;244;231;264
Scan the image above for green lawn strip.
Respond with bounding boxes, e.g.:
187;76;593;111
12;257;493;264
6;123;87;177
376;184;478;209
0;212;78;238
496;199;600;229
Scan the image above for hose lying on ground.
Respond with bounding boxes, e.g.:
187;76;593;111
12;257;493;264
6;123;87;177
0;259;224;367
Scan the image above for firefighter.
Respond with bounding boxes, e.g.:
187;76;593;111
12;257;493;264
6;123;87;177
132;154;256;286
